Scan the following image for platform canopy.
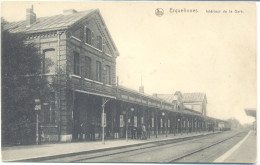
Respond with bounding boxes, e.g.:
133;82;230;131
245;108;256;118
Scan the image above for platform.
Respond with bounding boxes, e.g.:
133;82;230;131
2;131;219;162
218;130;256;163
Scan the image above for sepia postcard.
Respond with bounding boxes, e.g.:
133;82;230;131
1;1;257;164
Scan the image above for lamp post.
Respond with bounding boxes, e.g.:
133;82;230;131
173;113;176;136
183;117;185;134
102;102;105;144
177;118;180;134
102;97;110;144
34;99;41;145
126;107;134;142
191;116;194;133
155;110;158;138
195;118;197;133
162;112;167;137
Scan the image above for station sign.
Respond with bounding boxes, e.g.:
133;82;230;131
120;115;124;127
102;113;106;127
134;116;137;127
34;99;41;111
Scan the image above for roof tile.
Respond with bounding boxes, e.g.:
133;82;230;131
4;9;95;33
155;94;175;103
182;93;206;102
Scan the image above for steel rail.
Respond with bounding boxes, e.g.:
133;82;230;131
69;132;223;162
22;131;242;162
167;131;246;163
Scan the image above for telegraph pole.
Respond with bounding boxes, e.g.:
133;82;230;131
34;99;41;145
102;97;110;144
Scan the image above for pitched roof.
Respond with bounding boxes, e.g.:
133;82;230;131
174;91;183;97
4;9;95;33
154;94;177;103
182;93;207;103
245;109;256;117
183;109;201;115
118;86;172;104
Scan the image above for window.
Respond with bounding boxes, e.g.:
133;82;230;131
79;27;84;41
43;93;55;124
85;56;91;79
43;49;55;74
85;28;92;45
50;100;55;123
105;65;111;85
43;102;50;123
96;61;101;82
73;52;80;75
96;36;102;50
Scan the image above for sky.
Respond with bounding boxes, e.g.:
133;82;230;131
1;1;257;124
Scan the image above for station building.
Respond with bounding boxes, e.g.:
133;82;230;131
182;93;207;116
4;7;223;143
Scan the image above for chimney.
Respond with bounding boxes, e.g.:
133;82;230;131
26;5;36;27
63;9;78;15
139;86;144;94
139;74;144;94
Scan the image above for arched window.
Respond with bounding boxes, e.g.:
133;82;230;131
86;28;92;45
96;36;102;50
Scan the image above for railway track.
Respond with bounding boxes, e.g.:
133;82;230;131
18;132;218;162
54;131;227;162
73;131;246;163
167;131;246;163
71;134;215;162
21;130;246;162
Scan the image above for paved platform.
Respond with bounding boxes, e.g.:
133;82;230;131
1;131;218;162
214;130;256;164
222;130;257;163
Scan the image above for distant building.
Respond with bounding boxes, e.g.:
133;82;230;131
245;108;256;118
226;118;242;130
154;91;206;116
245;108;256;131
182;93;207;116
152;92;182;112
154;92;207;116
173;91;184;111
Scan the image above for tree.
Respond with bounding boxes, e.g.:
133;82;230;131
226;118;242;130
1;25;51;145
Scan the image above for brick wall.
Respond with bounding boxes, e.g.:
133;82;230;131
24;13;119;142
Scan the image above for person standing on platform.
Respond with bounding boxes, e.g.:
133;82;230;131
132;126;136;139
137;125;141;139
142;124;147;140
147;124;151;139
